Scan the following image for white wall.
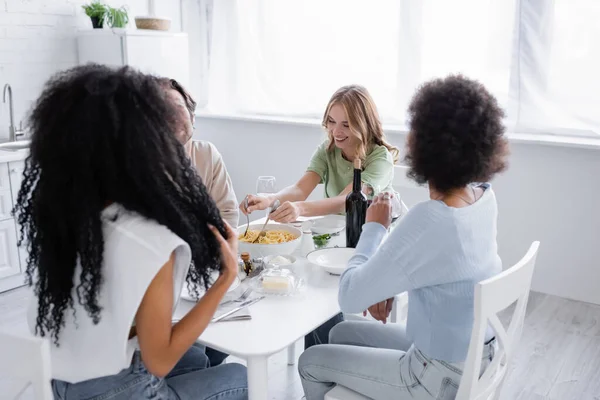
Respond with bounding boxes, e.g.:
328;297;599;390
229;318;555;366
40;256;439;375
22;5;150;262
196;116;600;305
0;0;182;141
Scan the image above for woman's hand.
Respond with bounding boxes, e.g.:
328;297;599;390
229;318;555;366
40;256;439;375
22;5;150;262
366;192;392;229
363;298;394;323
208;221;238;281
240;194;272;215
270;201;302;223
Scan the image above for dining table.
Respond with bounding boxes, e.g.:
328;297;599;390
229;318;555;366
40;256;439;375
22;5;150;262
173;216;345;400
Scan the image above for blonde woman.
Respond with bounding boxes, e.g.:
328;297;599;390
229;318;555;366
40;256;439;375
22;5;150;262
241;85;399;223
240;85;398;349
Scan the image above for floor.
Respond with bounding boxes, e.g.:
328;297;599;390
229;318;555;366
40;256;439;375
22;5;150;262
1;288;600;400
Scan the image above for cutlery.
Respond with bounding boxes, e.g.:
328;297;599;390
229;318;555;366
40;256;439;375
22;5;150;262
252;199;280;243
219;287;253;307
212;296;265;323
243;196;250;237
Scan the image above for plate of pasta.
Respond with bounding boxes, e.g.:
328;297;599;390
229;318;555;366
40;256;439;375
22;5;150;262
237;223;302;257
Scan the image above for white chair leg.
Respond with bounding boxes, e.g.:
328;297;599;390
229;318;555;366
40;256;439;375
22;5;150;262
390;296;398;323
287;342;296;365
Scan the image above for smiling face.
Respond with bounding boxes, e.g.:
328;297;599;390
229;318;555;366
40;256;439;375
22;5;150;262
325;103;360;157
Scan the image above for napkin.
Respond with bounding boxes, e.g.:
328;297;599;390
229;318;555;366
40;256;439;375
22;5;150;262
176;285;253;323
212;302;251;322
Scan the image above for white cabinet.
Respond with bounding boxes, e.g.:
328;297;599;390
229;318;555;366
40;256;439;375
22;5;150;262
0;159;27;291
8;160;24;207
0;163;12;220
0;219;20;279
77;29;190;89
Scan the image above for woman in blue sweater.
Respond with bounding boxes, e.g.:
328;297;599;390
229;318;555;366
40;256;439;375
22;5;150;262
298;75;509;400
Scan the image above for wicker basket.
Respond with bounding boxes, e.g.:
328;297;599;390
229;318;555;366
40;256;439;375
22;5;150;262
135;17;171;31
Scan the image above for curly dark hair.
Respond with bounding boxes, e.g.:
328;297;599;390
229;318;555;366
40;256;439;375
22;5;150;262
405;74;508;192
13;64;227;344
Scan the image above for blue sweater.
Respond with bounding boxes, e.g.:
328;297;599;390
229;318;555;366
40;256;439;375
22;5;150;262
338;184;501;362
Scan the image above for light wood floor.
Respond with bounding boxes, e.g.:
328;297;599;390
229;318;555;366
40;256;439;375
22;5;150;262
1;288;599;400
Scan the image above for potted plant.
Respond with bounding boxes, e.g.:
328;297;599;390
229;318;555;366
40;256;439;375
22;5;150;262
82;1;107;29
82;2;129;29
106;6;129;28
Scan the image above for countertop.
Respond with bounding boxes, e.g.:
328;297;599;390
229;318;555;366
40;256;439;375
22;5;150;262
0;150;28;163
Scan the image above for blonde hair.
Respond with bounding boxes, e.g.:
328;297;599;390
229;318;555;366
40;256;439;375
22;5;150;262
321;85;399;163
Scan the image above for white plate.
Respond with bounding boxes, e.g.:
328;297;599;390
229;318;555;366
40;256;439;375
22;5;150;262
180;274;241;302
306;247;355;275
310;215;346;235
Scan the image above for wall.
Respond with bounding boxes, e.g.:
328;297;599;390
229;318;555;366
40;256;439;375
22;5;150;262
196;116;600;305
0;0;182;141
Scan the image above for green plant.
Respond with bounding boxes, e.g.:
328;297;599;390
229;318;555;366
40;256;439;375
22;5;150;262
82;1;107;18
82;2;129;29
106;6;129;28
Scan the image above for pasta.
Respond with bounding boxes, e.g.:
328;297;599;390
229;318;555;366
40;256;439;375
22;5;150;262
239;229;297;244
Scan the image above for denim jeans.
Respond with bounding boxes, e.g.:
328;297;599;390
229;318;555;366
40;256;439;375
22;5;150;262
304;312;344;349
299;320;496;400
52;345;248;400
193;343;230;367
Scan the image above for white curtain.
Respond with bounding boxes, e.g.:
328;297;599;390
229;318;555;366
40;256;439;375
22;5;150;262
205;0;600;136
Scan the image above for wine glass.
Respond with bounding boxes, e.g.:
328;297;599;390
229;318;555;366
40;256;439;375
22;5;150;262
364;184;405;226
256;176;276;213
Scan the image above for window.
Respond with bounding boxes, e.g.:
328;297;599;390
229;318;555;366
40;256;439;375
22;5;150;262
203;0;600;136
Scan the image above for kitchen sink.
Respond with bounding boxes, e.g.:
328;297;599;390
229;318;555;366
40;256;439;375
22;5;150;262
0;140;30;152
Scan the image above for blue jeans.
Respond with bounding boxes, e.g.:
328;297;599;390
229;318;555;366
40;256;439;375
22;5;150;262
52;345;248;400
193;343;230;367
299;321;496;400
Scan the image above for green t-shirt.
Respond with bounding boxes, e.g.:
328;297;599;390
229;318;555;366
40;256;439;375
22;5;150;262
307;140;395;198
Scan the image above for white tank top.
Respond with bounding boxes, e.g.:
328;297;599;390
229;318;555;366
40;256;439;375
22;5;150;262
27;203;192;383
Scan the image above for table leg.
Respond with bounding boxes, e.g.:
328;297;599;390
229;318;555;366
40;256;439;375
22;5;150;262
287;342;296;365
247;355;269;400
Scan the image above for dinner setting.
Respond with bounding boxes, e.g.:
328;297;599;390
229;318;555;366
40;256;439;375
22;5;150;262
2;67;533;400
12;2;600;399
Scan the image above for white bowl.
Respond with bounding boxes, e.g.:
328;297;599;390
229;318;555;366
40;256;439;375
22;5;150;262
262;254;297;268
307;247;355;275
310;215;346;235
238;223;302;258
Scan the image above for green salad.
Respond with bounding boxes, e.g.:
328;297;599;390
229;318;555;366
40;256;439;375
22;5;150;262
312;233;333;248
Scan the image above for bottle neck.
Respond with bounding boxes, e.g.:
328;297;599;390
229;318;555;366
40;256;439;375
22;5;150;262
353;168;361;192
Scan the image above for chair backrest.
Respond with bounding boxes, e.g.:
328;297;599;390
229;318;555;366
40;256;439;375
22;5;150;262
0;331;53;400
456;242;540;400
392;165;428;207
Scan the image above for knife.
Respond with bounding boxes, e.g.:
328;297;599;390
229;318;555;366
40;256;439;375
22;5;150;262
211;296;266;323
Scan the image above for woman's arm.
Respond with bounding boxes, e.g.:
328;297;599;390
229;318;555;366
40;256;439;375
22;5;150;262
135;224;238;378
269;181;353;222
243;171;321;214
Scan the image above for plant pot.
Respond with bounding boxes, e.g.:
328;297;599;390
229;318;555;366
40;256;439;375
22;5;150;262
90;16;103;29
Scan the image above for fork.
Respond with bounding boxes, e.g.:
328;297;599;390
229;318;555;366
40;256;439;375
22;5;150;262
252;199;280;243
243;196;250;237
219;287;253;307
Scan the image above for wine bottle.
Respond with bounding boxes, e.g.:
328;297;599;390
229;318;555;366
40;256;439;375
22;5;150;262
346;159;368;248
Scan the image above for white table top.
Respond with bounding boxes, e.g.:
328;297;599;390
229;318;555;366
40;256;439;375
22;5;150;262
173;219;343;358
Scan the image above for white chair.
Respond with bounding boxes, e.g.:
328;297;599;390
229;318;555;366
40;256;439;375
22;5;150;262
0;332;53;400
325;385;372;400
326;242;540;400
456;241;540;400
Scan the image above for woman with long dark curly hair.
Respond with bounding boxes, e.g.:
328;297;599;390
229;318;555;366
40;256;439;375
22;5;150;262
298;75;509;399
15;64;248;399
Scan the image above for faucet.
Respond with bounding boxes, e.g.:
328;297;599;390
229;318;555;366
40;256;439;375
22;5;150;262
3;84;25;142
